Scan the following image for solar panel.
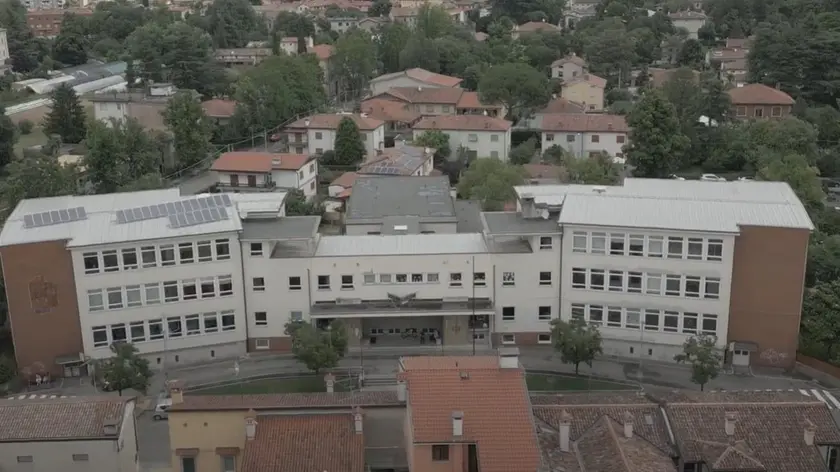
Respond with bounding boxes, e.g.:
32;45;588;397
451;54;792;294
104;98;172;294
116;195;235;224
23;206;87;228
169;206;231;229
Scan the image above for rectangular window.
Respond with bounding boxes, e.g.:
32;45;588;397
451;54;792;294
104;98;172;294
129;321;145;342
182;279;198;301
219;276;233;296
468;134;478;142
396;274;408;283
88;289;104;311
646;273;662;295
617;135;626;143
200;278;216;298
92;326;108;347
111;323;127;343
539;271;552;286
121;248;138;270
667;237;684;259
627;272;642;293
665;275;681;296
538;306;551;321
221;455;236;472
546;133;555;142
571;304;585;320
771;106;782;117
663;311;679;333
83;252;100;274
202;313;218;333
502;306;515;321
474;272;486;287
107;287;123;309
628;235;644;256
566;134;575;143
644;309;660;331
380;274;392;284
501;334;515;344
687;238;703;260
625;308;641;329
289;276;302;290
702;314;718;335
736;106;747;116
255;311;267;326
160;245;176;266
167;316;183;337
216;239;231;260
182;457;196;472
705;277;720;299
141;246;156;268
608;270;623;292
609;233;625;255
683;312;698;334
315;131;323;139
591;232;607;254
502;272;515;286
103;250;119;272
707;239;723;261
125;285;142;307
685;276;701;298
72;454;89;462
591;134;600;143
571;268;586;288
572;232;587;252
647;236;664;258
538;333;551;344
432;443;449;461
428;273;439;283
145;283;160;305
250;242;263;256
607;307;622;327
490;133;498;141
449;273;462;287
318;275;330;290
291;310;303;322
590;269;605;290
197;240;212;262
253;277;265;292
221;311;236;331
412;273;423;283
539;236;553;250
588;305;603;325
163;281;179;303
341;275;354;289
148;319;164;340
17;456;33;463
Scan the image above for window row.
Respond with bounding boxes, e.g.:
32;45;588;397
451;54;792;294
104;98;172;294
571;232;723;262
87;275;234;312
91;311;236;347
570;303;719;336
500;333;552;345
82;239;231;274
500;305;554;322
570;268;720;300
254;310;303;326
316;271;497;290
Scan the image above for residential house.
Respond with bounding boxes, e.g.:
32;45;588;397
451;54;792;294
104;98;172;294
210;152;319;198
561;73;607;111
563;0;599;28
389;7;419;25
512;21;560;39
708;38;753;86
721;59;749;86
277;36;313;55
327;171;359;212
0;28;9;68
0;397;138;472
26;8;92;37
253;2;303;30
357;17;386;32
540;113;629;158
728;83;795;120
284;113;386;158
88;83;182;131
201;98;237;126
668;10;707;39
360;98;422;133
309;44;337;96
214;48;272;68
551;54;587;82
369;68;462;96
521;96;585;130
328;17;360;33
412;115;513;161
369;86;505;117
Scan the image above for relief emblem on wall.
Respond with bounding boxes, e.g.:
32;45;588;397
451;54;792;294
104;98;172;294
29;275;58;314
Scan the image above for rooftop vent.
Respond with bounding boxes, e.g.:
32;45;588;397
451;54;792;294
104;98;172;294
452;411;464;437
102;419;120;436
592;186;607;194
271;158;281;166
459;371;470;380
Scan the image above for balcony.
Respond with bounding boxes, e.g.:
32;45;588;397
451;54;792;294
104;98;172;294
310;296;495;318
216;177;276;193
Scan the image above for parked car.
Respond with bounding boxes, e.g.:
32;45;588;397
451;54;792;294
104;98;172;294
268;133;283;142
700;174;726;182
153;397;172;421
670;174;686;181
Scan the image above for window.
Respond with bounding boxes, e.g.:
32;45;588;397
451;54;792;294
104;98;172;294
707;239;723;261
164;281;179;303
83;252;100;274
449;273;462;287
625;308;641;329
107;287;123;309
253;277;265;292
685;276;701;298
608;270;623;292
687;238;703;260
502;272;515;286
539;271;552;286
17;456;33;463
216;239;231;260
468;134;478;142
380;274;392;283
341;275;354;289
221;455;236;472
489;133;499;142
289;276;302;290
363;273;376;284
255;312;267;326
149;319;164;340
490;151;499;158
250;242;263;256
502;306;515;321
736;106;747;117
571;304;585;320
572;232;587;252
219;276;233;296
396;274;408;283
103;250;119;272
291;310;303;322
607;307;622;327
546;133;555;142
588;305;603;325
647;236;664;258
120;248;138;270
183;315;200;336
111;323;127;343
474;272;486;287
168;317;183;337
181;457;196;472
538;334;551;344
702;314;718;335
538;306;551;321
617;135;626;144
665;275;681;296
200;278;216;298
771;106;782;117
646;273;662;295
539;236;553;250
591;134;600;143
667;237;683;258
627;272;642;293
141;246;156;268
590;269;605;290
644;309;660;331
566;134;576;143
663;311;679;333
591;232;607;254
754;107;763;117
197;241;212;262
412;273;423;283
145;283;160;305
181;279;198;301
93;326;108;347
72;454;89;462
88;289;104;311
318;275;330;290
627;235;644;256
126;285;142;307
571;268;586;288
199;313;217;334
683;312;698;334
428;273;439;283
315;131;323;139
161;245;176;266
609;233;625;255
501;334;515;344
705;278;720;299
427;105;435;113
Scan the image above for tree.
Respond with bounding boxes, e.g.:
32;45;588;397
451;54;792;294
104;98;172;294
17;119;33;135
0;355;14;385
285;320;348;374
273;11;316;38
802;281;840;360
414;130;451;161
207;0;261;48
479;63;550;123
286;188;324;216
542;145;570;166
625;89;690;178
331;29;377;99
457;158;525;210
85;119;162;194
674;334;722;391
162;91;212;170
550;318;603;375
757;152;825;213
509;137;538;165
0;154;79;209
368;0;391;17
333;117;366;166
0;105;16;168
676;38;703;67
398;34;441;72
98;343;152;395
807;235;840;287
42;84;87;144
0;0;41;72
376;23;411;74
52;14;88;66
567;153;622;184
415;5;453;39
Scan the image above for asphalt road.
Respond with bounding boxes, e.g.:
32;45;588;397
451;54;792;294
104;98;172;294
137;414;172;472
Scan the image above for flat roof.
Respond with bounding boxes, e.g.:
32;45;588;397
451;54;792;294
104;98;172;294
314;233;487;257
481;211;560;235
241;216;320;240
346;176;456;223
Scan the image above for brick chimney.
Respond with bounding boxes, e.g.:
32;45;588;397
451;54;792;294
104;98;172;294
452;411;464;437
245;410;257;441
397;380;406;402
804;419;817;446
623;412;633;439
168;380;183;405
558;410;571;452
724;412;737;436
353;407;363;434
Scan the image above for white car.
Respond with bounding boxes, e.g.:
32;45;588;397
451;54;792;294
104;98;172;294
737;177;754;182
700;174;726;182
670;174;686;181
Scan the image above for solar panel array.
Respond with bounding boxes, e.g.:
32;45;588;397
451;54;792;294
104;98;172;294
23;207;87;229
168;207;230;229
367;166;401;175
116;194;232;225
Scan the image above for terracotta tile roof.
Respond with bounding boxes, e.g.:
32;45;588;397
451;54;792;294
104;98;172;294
242;414;364;472
565;73;607;89
211;152;312;173
727;84;795;105
710;48;748;62
373;68;463;88
456;91;499;109
540;97;586;114
360;145;432;175
523;164;568;181
541;113;628;133
725;37;753;49
552;55;588;68
310;44;334;61
648;68;701;88
202;98;237;118
331;171;360;188
361;98;421;124
400;355;541;472
170;391;401;412
721;58;748;72
0;397;129;441
380;86;466;104
413;115;512;132
516;21;560;32
390;6;418;16
287;113;384;131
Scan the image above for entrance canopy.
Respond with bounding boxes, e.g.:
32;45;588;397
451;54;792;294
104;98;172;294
310;297;495;319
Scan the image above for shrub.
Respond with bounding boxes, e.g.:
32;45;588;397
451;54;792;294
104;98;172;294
17;119;33;135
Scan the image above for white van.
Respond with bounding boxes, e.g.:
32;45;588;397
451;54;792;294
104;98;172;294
153;397;172;421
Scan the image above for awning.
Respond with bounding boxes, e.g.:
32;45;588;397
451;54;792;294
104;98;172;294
729;341;759;352
55;353;85;365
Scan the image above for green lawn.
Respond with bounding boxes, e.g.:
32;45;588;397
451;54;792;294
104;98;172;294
14;126;48;157
525;373;636;391
190;375;353;395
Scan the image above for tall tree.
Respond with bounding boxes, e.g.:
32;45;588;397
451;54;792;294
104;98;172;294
286;188;324;216
285;320;348;374
509;137;538;165
757;152;825;213
415;5;453;39
97;343;152;395
674;334;722;391
376;23;411;74
0;105;16;168
802;280;840;360
368;0;391;17
273;11;316;38
568;152;622;184
207;0;261;48
0;154;78;209
85;119;162;194
676;38;703;67
162;91;212;170
457;158;525;210
43;84;87;144
331;29;377;99
332;118;366;165
414;130;451;159
550;318;604;375
0;0;40;72
478;62;550;123
52;14;89;66
625;89;690;178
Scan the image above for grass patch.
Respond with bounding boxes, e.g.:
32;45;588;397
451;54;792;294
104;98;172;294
190;375;353;395
14;126;48;157
526;373;636;391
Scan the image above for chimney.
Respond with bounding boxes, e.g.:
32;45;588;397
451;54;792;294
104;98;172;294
558;410;571;452
498;347;519;369
325;373;336;393
304;119;311;127
353;407;364;434
804;419;817;446
452;411;464;437
724;412;737;436
271;157;281;167
397;380;407;402
417;86;422;91
424;147;431;156
623;412;633;439
552;93;557;99
168;380;184;405
245;410;257;440
102;419;119;436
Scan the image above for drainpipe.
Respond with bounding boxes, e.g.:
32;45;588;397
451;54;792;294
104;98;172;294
239;237;251;354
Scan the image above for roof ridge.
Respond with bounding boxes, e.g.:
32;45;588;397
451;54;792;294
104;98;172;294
669;401;826;406
603;416;634;472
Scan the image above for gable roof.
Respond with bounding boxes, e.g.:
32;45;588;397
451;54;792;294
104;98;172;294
413;115;512;132
360;98;421;124
310;44;334;61
359;145;432;176
648;67;701;88
540;97;586;114
211;152;313;173
551;55;587;68
541;113;628;133
330;171;360;189
287;113;384;131
0;397;130;442
727;84;795;105
565;73;607;89
201;98;237;118
377;86;466;105
371;68;463;88
516;21;560;32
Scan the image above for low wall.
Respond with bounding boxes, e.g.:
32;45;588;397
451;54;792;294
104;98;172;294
795;354;840;388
